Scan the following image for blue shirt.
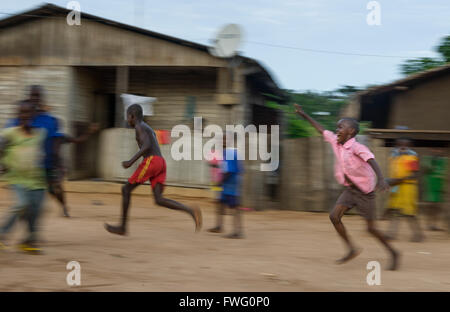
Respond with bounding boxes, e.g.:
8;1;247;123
5;113;62;169
221;148;243;196
390;148;417;157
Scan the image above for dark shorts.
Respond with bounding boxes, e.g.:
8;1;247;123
336;187;376;220
220;194;240;208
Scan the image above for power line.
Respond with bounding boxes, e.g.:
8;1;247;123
0;11;418;59
246;41;410;59
186;38;414;60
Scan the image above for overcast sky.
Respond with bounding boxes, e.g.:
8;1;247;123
2;0;449;92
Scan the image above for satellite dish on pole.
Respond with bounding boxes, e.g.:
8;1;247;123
209;24;244;105
208;24;243;58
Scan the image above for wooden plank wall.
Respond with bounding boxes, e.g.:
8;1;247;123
279;135;450;221
0;18;226;67
389;74;450;131
0;66;71;132
81;67;240;131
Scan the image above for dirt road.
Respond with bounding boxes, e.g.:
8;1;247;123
0;187;449;291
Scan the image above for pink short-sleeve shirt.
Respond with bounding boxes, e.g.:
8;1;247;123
323;130;377;194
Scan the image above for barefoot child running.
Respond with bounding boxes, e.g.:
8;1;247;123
105;104;202;235
208;133;244;238
294;104;400;270
0;100;47;254
3;85;90;218
385;138;424;242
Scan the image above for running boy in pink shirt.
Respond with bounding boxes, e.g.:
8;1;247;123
294;104;399;270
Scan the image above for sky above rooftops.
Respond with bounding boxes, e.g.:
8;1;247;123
2;0;449;92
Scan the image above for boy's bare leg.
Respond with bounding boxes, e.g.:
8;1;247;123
225;207;243;239
367;219;400;270
105;183;139;235
49;182;69;218
407;215;425;242
381;208;394;221
428;203;444;231
152;183;202;232
329;204;362;263
208;202;225;233
446;206;450;234
386;209;400;240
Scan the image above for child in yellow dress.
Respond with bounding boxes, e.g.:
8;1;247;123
386;138;424;242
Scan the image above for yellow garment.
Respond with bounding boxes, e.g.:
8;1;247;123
388;154;419;216
211;186;223;192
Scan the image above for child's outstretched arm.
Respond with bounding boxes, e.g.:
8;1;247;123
367;158;389;192
64;123;100;144
388;171;419;186
293;104;325;134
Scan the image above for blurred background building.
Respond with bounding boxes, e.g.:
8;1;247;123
0;4;448;220
0;4;286;210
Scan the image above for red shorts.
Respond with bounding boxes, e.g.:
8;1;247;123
128;156;166;189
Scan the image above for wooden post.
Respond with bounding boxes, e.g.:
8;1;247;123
216;67;229;94
446;147;450;234
372;138;389;218
115;66;129;128
309;136;325;211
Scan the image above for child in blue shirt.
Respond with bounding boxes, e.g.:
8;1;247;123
208;135;244;238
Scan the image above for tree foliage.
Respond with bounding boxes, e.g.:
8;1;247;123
437;35;450;63
401;57;445;75
267;89;351;138
400;35;450;75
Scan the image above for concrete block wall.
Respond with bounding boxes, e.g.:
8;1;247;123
98;128;210;187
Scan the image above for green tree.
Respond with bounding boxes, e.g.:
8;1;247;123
334;85;362;97
437;35;450;62
401;57;445;75
400;35;450;75
267;90;349;138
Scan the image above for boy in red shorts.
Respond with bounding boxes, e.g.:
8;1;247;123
105;104;202;235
